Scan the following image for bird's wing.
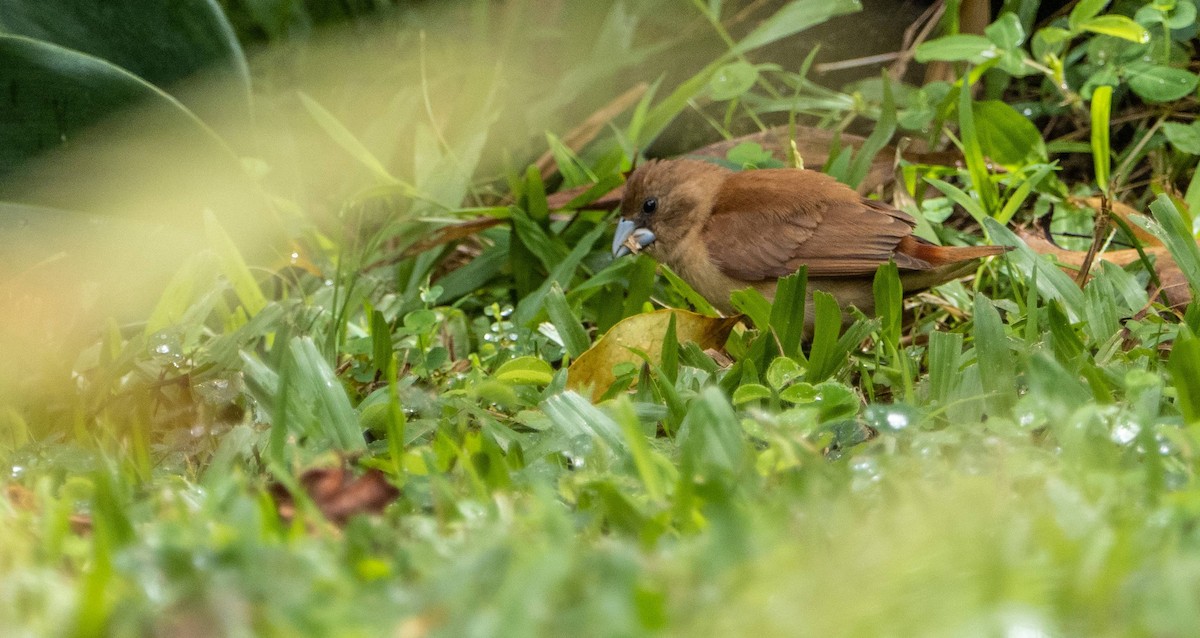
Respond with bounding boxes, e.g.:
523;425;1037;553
702;169;923;281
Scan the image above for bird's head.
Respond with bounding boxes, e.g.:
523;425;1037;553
611;159;726;259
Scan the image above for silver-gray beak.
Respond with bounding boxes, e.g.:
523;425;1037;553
612;218;656;258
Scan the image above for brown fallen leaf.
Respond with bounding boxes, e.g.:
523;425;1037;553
567;309;741;399
270;465;399;526
1067;196;1161;246
1017;228;1190;310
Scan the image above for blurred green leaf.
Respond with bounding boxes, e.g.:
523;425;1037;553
1126;64;1199;102
1077;15;1149;43
914;34;996;63
709;61;759;101
1163;121;1200;155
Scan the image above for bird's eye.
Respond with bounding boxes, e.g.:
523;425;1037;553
641;197;658;214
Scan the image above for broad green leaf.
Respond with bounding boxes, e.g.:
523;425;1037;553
495;356;555;386
915;34;997;63
0;35;234;183
732;383;772;405
972;293;1015;415
709;61;759;101
0;0;250;125
1077;15;1150;43
766;357;802;390
730;288;773;332
1126;64;1199;102
1069;0;1111;29
973;100;1048;168
985;12;1026;48
927;331;964;406
1163;121;1200;155
541;391;626;452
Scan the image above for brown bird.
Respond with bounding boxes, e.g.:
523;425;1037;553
611;159;1007;327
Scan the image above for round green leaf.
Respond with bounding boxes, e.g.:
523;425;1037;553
732;384;773;405
972;100;1048;168
1126;63;1200;102
495;356;555;386
1162;122;1200;155
709;61;759;101
985;12;1025;48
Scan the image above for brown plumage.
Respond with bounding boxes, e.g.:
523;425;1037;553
612;158;1007;327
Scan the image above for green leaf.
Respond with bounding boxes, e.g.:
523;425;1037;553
972;293;1015;415
732;0;861;55
730;288;772;332
984;218;1086;321
769;269;808;360
545;283;591;359
299;92;406;188
1126;64;1199;102
288;337;366;451
732;383;772;405
677;387;745;476
495;356;555;386
914;34;997;63
1169;329;1200;426
927;331;964;406
0;0;250;125
1090;85;1113;189
1163;121;1200;155
204;210;267;317
806;291;843;382
1147;195;1200;295
958;78;999;216
709;61;759;101
1068;0;1111;29
973;100;1048;168
1076;15;1150;43
846;74;896;189
0;35;233;183
766;357;802;390
514;224;604;326
659;264;720;316
985;12;1026;48
873;261;902;348
524;165;550;223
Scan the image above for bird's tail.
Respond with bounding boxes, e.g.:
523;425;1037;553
897;236;1011;267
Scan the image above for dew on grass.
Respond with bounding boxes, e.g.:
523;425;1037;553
1110;420;1140;445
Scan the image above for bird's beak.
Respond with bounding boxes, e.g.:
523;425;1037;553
612;218;657;258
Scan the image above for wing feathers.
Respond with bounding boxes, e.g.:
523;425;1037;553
702;169;919;281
